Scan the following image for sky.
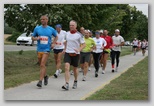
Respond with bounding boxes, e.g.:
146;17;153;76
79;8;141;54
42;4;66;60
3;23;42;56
129;4;148;17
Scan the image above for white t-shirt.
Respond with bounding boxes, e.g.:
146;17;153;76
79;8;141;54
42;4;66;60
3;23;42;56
141;41;147;48
65;31;85;54
112;35;124;51
93;37;107;53
133;40;138;46
54;30;66;49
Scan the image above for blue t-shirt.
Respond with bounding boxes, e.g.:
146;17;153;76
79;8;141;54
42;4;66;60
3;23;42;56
32;25;57;52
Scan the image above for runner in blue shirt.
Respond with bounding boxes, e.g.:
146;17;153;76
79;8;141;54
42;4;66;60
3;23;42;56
32;15;58;88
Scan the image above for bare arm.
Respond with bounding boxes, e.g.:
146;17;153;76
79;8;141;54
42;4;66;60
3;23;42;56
51;36;58;49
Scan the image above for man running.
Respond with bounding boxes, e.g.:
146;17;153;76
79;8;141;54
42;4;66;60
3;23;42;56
80;30;96;81
62;20;85;90
92;31;107;77
100;30;113;74
53;24;66;78
132;38;138;55
32;15;58;88
111;29;124;72
141;39;147;56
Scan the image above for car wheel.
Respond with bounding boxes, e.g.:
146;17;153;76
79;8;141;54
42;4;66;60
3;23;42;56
17;44;20;46
25;44;28;46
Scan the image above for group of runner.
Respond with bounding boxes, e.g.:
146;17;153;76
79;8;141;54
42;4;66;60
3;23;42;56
132;38;148;56
32;15;126;90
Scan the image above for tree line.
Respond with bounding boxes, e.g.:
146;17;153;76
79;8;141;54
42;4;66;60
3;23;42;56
4;4;148;41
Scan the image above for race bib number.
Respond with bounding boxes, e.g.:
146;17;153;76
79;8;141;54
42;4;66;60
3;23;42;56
40;36;48;44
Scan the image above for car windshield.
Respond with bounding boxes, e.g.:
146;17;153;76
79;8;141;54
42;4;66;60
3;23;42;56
20;33;32;37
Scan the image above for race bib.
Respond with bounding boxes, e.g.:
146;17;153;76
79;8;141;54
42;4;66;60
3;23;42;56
40;36;48;44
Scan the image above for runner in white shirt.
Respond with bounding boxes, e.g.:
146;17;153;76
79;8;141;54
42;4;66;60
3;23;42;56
62;20;86;90
132;38;138;55
53;24;66;78
141;39;147;56
111;29;124;72
92;31;107;77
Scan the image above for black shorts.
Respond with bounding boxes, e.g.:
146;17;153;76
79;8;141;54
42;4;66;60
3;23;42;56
142;48;146;50
64;53;79;67
133;46;138;48
53;49;63;54
80;52;91;64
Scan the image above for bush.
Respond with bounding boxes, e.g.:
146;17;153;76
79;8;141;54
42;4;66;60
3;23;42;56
4;26;16;34
6;31;21;42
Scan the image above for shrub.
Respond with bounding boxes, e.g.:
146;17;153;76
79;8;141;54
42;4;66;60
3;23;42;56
4;26;16;34
6;31;21;42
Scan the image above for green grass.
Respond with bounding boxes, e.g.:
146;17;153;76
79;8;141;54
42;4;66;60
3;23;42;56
120;46;133;57
4;46;132;89
86;56;148;100
4;50;65;89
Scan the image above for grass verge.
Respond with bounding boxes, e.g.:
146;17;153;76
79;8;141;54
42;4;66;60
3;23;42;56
86;56;148;100
4;46;132;89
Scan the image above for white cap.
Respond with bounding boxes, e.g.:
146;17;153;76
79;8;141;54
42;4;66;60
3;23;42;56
99;30;103;33
115;29;120;32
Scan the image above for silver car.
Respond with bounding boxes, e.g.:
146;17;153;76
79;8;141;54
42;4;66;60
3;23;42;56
16;33;37;46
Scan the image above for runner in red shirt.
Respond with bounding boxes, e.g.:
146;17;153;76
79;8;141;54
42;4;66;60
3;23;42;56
100;29;113;74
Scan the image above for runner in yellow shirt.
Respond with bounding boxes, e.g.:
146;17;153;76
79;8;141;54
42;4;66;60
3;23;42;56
80;30;96;81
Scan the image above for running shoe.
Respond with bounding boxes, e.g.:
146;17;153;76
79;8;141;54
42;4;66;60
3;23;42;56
54;70;59;78
88;67;91;71
70;70;74;75
72;81;77;89
95;71;98;77
102;71;105;74
62;83;69;90
59;69;62;74
115;67;118;72
44;75;48;85
36;80;42;87
79;68;83;72
112;69;115;73
82;76;86;81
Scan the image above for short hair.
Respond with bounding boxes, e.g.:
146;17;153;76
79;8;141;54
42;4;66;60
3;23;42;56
40;15;49;20
70;20;77;26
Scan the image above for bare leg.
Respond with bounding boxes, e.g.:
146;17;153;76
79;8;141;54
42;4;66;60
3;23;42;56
64;63;70;83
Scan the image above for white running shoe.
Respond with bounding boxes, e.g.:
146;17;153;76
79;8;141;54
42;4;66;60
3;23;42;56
115;67;118;72
54;70;59;78
59;69;62;74
102;70;105;74
82;76;86;81
79;68;83;72
88;67;91;71
70;70;74;75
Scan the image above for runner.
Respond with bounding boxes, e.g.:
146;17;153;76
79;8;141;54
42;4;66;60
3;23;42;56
100;29;113;74
62;20;86;90
92;31;107;77
53;24;66;78
132;38;138;55
32;15;58;88
80;30;96;81
141;39;147;56
111;29;124;72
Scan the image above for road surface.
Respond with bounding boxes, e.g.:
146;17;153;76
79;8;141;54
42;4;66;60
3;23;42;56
4;51;148;100
4;45;37;51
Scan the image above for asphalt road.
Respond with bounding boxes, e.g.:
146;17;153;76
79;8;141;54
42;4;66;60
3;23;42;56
4;51;148;100
4;45;37;51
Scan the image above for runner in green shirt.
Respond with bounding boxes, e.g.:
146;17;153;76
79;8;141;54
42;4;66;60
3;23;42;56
80;30;96;81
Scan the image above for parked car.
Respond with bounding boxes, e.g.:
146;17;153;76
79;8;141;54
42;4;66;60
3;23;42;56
16;33;37;46
125;41;131;46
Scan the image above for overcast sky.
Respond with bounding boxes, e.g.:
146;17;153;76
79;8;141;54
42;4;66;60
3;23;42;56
129;4;148;17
